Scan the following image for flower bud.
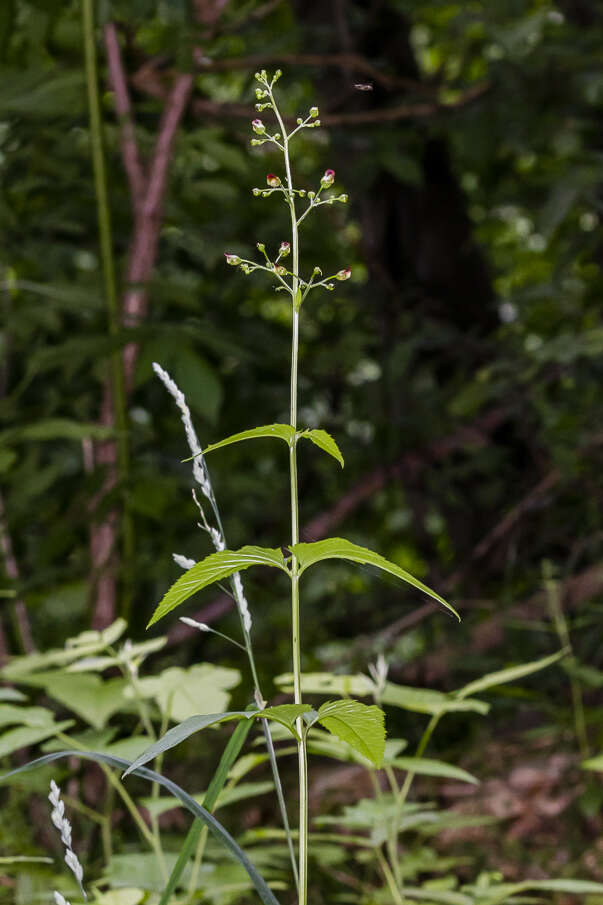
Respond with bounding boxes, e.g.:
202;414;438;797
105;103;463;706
338;193;348;203
336;267;351;281
310;106;319;118
252;188;261;196
321;169;335;188
257;242;266;253
224;253;241;266
252;118;265;134
266;173;281;187
279;241;290;257
275;265;287;276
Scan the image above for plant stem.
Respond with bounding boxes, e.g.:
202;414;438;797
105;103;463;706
272;83;308;905
82;0;134;616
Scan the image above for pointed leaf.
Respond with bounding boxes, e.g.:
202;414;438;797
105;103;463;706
455;649;566;700
316;700;386;768
261;704;314;735
382;682;489;716
202;424;295;456
299;429;344;467
123;712;251;777
391;757;479;784
159;719;252;905
0;721;74;757
148;546;288;627
1;751;281;905
290;538;458;619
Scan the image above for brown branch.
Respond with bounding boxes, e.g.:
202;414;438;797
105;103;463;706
104;23;145;208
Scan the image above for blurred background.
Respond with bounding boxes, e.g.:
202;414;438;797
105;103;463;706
1;0;602;898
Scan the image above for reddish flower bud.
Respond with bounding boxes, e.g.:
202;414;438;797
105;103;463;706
279;241;291;257
275;265;287;276
252;119;265;135
321;168;335;188
336;267;351;281
224;253;241;266
266;173;281;187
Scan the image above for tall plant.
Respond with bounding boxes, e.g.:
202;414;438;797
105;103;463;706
139;70;457;904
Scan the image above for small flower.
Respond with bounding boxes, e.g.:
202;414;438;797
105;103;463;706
309;106;319;118
275;265;287;276
224;253;241;266
338;193;349;203
251;118;265;135
180;617;210;632
266;173;281;188
336;267;352;281
279;241;290;257
321;168;335;188
65;849;83;887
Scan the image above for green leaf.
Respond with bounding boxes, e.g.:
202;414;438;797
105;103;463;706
290;538;458;620
390;757;479;784
0;721;74;758
471;879;603;904
455;649;566;700
148;546;288;627
582;753;603;772
124;704;311;777
275;671;375;698
130;664;241;722
0;705;55;729
18;672;128;730
316;700;386;768
1;751;282;905
202;423;295;456
159;719;252;905
299;429;344;467
382;682;489;716
122;712;251;777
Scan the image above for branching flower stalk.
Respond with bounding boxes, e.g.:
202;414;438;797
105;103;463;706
226;69;351;905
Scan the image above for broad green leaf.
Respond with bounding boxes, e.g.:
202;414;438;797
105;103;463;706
0;721;74;758
307;729;406;766
290;538;459;619
316;700;386;768
18;672;128;730
275;671;375;698
391;757;479;784
455;649;566;700
299;429;344;467
148;546;288;627
582;753;603;772
130;664;240;722
262;704;314;735
1;619;127;679
159;719;252;905
2;750;282;905
66;637;167;672
0;705;55;729
202;424;295;456
382;682;489;716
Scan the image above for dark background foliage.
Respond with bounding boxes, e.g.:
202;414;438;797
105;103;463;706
1;0;602;894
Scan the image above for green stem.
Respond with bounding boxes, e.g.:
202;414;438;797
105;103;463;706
82;0;133;617
271;81;308;905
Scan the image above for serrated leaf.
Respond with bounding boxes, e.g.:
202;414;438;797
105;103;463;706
261;704;314;735
390;757;479;784
316;700;386;767
202;424;295;456
148;546;288;627
299;429;344;467
455;649;566;700
290;538;458;619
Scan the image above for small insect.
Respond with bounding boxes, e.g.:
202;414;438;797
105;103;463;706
354;82;374;91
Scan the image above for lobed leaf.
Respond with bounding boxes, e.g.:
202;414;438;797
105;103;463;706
148;546;288;627
290;538;459;619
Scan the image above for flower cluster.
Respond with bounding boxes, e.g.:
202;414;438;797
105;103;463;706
49;780;86;900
